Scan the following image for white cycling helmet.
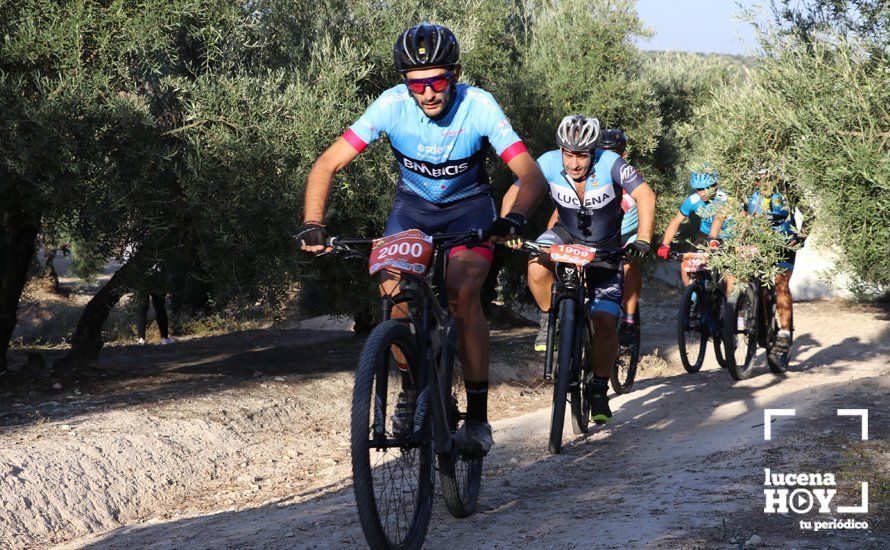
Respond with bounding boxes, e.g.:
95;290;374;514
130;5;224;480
556;115;600;152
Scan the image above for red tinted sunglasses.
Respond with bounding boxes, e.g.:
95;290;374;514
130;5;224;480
404;71;454;94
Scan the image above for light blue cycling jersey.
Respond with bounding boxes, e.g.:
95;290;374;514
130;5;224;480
538;148;644;245
747;190;797;236
344;83;526;204
679;189;731;238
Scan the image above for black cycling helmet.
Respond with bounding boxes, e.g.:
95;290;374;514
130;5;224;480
394;23;460;73
598;128;627;155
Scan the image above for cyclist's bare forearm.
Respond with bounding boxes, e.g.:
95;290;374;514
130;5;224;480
630;183;656;244
505;152;546;218
303;138;360;223
661;213;686;246
500;182;520;217
709;215;725;239
546;209;558;229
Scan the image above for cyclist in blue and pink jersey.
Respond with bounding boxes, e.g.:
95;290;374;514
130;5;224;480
658;171;731;287
298;23;546;457
502;116;656;422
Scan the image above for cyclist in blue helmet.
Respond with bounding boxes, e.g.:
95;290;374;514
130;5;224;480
298;23;547;458
657;170;731;287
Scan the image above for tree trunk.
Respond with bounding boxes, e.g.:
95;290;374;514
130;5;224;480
57;254;141;368
0;210;40;372
39;245;62;294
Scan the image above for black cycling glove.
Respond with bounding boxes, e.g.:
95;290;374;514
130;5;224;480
488;213;527;238
626;239;651;258
296;223;328;249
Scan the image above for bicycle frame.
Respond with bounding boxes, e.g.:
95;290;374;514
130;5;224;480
379;265;456;455
332;230;482;455
670;251;725;337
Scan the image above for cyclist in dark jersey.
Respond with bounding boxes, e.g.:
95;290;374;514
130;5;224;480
597;129;643;344
502;116;656;421
298;23;546;457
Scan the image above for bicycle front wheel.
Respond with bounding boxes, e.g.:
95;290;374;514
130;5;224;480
725;285;758;380
352;320;433;550
549;298;577;454
438;320;483;518
678;283;707;373
570;319;592;435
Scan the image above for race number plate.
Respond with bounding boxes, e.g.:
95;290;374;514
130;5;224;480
368;229;434;276
550;244;596;267
682;252;710;273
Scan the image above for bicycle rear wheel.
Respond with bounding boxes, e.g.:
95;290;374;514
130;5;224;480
725;285;758;380
611;309;640;394
678;283;707;373
352;320;433;549
438;320;483;518
549;298;577;454
570;320;591;434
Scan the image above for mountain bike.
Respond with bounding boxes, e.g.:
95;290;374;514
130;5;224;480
668;251;728;373
326;228;485;549
517;240;626;454
724;276;794;380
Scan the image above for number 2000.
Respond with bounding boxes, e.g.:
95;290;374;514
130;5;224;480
378;241;424;259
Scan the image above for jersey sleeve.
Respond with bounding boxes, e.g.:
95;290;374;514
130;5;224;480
610;157;644;194
343;88;405;153
468;88;527;163
679;194;697;217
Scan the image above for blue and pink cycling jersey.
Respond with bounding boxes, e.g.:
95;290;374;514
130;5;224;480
679;190;732;238
343;83;526;204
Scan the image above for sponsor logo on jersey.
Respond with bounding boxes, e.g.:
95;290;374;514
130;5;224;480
497;118;513;137
442;129;465;137
415;143;454;157
549;181;616;210
620;164;638;184
401;157;470;178
465;89;498;113
380;90;412;108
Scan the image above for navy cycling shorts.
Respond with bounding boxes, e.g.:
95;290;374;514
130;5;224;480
535;226;624;317
384;191;497;262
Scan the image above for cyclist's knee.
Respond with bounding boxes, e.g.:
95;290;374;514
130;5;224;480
447;278;484;318
591;312;617;334
527;258;553;282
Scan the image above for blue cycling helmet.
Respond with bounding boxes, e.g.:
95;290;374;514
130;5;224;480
690;171;718;189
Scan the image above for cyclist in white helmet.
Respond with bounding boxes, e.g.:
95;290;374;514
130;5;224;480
503;115;655;421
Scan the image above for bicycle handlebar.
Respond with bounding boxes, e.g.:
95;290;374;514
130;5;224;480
514;240;629;263
325;229;487;252
667;250;707;261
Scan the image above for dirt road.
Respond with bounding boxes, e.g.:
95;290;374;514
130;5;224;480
2;298;888;549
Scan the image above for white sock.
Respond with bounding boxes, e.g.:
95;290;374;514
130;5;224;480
778;329;791;337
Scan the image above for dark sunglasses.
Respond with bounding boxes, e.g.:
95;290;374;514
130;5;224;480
404;71;454;94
